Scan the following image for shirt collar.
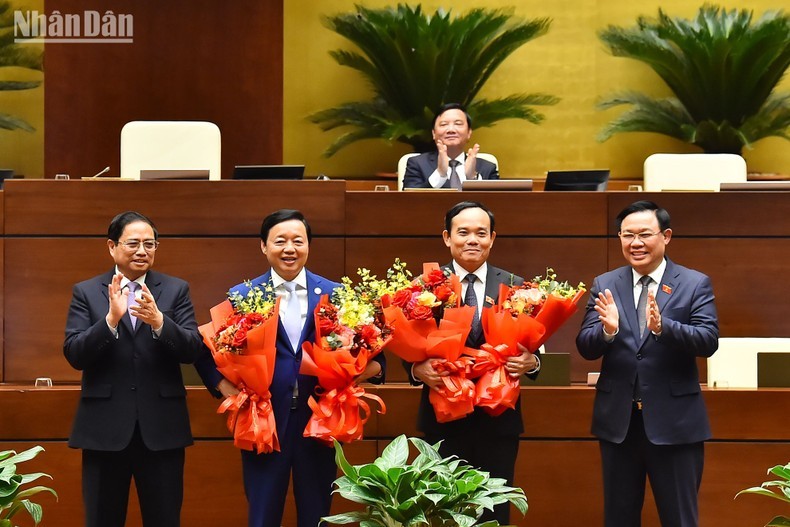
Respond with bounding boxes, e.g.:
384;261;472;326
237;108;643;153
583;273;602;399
631;258;666;287
452;261;488;285
271;268;307;290
116;267;147;289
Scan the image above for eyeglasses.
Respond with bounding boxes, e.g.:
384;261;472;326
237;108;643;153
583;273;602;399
618;231;663;243
118;239;159;252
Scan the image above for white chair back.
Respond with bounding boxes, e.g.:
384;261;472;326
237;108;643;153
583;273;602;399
707;337;790;388
643;153;746;192
120;121;222;180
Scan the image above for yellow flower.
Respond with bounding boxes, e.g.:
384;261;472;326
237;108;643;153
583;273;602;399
416;291;440;307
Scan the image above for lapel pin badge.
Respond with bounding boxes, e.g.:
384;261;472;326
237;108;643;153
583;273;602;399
661;284;672;295
485;295;495;305
314;287;322;295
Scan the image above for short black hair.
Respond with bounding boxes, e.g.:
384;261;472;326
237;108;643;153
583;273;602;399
444;201;495;233
616;200;671;231
432;103;472;129
107;211;158;242
260;209;312;243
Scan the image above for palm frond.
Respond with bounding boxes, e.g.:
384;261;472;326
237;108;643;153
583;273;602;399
598;4;790;153
597;92;695;142
310;4;557;156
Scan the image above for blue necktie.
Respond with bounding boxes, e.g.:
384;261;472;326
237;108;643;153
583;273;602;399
282;282;302;352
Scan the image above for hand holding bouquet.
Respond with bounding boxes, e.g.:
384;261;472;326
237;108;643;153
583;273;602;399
300;268;391;444
199;283;280;453
473;269;586;416
382;262;477;423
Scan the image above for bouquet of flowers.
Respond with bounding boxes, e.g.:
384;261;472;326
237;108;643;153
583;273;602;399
472;269;586;416
381;262;477;423
300;268;391;444
199;283;280;453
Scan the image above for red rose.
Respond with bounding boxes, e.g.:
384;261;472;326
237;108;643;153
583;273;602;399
423;269;447;287
359;324;381;344
410;304;434;320
433;284;453;302
392;289;413;308
231;326;248;348
318;315;339;335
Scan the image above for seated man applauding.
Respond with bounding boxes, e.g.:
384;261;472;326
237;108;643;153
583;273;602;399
403;103;499;189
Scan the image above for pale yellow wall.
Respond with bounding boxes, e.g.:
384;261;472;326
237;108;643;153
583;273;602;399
284;0;790;179
0;0;44;179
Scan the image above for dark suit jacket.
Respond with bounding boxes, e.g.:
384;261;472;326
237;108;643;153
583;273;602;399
403;151;499;189
194;269;385;443
576;258;719;445
410;264;526;437
64;269;205;451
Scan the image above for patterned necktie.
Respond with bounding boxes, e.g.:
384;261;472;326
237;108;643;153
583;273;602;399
448;159;462;189
126;281;139;329
636;275;652;337
464;274;481;344
282;281;303;352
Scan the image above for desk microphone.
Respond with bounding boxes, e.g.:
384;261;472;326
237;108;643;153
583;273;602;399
90;166;111;178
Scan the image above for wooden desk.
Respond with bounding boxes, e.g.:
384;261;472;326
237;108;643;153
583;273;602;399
2;182;790;384
1;385;787;526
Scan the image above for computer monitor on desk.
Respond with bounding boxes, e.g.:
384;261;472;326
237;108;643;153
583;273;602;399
233;165;305;180
544;169;610;191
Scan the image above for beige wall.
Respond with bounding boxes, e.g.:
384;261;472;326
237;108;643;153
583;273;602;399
284;0;790;179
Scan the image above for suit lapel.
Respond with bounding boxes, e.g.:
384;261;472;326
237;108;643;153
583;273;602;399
655;259;678;312
302;272;328;349
614;267;640;342
484;266;511;306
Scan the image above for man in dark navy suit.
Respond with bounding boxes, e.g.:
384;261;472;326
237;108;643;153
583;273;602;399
576;200;719;527
406;201;539;524
64;211;205;527
403;103;499;189
196;209;385;527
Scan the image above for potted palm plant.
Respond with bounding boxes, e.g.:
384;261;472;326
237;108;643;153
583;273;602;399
323;435;527;527
596;5;790;155
0;1;44;133
736;462;790;527
309;4;559;156
0;445;57;526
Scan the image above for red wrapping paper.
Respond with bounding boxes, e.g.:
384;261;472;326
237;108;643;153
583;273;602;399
299;296;386;444
382;263;477;423
471;283;586;416
199;298;280;453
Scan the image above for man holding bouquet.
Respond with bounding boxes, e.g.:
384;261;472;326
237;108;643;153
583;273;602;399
408;200;540;525
576;200;719;527
196;209;384;527
64;211;205;527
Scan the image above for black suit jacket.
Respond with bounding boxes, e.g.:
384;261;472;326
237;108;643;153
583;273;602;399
64;269;205;451
411;264;526;437
403;151;499;189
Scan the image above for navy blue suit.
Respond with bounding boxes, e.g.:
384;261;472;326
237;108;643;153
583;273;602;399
196;269;385;527
403;151;499;189
576;258;718;527
65;269;204;527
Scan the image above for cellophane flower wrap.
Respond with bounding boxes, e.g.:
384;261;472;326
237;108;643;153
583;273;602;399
300;268;392;444
472;269;587;416
198;283;280;453
381;261;477;423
